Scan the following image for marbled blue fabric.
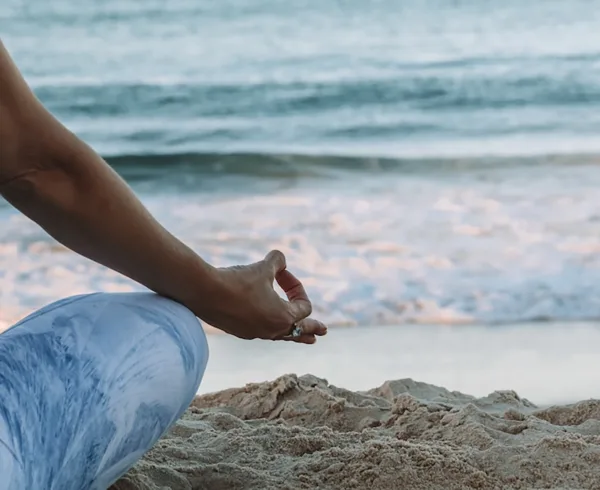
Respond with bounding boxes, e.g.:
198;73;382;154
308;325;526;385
0;293;208;490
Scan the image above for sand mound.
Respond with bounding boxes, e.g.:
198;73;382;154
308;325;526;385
112;375;600;490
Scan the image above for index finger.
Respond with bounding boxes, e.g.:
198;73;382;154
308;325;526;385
275;269;312;320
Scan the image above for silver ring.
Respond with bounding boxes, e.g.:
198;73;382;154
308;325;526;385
290;322;303;337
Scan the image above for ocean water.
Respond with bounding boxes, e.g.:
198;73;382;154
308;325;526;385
1;0;600;328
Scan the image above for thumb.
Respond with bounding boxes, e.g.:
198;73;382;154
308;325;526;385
263;249;287;277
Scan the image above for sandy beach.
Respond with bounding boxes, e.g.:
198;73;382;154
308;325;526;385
111;373;600;490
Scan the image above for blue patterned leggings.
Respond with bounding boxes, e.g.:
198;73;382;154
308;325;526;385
0;293;209;490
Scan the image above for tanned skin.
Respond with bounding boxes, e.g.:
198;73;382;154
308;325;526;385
0;39;326;343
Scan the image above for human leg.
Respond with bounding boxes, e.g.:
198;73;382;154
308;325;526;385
0;292;208;490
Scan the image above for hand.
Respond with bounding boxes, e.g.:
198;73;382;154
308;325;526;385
190;250;327;344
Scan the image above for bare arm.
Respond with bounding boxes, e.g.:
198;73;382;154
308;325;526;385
0;40;216;309
0;40;326;343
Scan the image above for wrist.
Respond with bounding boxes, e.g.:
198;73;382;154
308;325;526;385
167;250;223;316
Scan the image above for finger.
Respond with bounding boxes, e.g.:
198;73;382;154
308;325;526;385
276;269;307;301
295;318;328;336
272;318;327;342
276;269;312;319
263;250;286;277
278;334;317;344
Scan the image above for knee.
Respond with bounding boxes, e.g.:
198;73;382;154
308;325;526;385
8;292;209;390
150;294;210;375
104;292;209;381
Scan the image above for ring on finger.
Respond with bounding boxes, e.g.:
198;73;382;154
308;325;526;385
289;322;303;337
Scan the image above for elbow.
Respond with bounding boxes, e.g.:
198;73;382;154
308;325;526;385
1;110;83;210
0;102;51;189
0;105;26;186
0;42;88;211
0;144;80;214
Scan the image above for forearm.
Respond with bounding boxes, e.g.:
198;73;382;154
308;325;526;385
0;39;220;315
0;40;325;344
1;129;217;307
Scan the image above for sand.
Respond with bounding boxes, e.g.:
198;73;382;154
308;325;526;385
111;374;600;490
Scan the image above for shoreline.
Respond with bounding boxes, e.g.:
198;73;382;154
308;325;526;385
200;321;600;407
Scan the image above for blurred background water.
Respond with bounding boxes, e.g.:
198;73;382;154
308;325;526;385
1;0;600;328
